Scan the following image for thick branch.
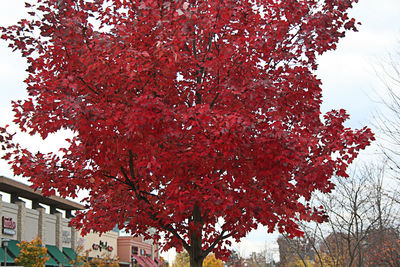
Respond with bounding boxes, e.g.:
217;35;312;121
120;151;190;251
203;230;232;257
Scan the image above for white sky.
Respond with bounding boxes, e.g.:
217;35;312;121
1;0;400;263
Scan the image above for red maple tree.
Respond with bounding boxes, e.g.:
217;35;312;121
1;0;373;266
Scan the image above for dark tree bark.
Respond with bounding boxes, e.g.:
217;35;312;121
189;203;205;267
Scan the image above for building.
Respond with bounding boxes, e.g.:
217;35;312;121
118;235;160;267
77;228;119;260
0;175;162;266
0;175;84;266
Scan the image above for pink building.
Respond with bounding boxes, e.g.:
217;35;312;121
118;236;160;267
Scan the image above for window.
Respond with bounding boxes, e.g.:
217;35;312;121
132;246;138;255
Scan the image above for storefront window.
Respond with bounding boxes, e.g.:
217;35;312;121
132;246;138;255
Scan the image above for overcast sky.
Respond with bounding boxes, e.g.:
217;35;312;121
1;0;400;262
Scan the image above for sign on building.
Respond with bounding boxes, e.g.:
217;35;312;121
2;216;16;236
62;230;71;243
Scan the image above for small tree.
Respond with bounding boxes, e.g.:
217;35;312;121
14;236;49;267
173;251;222;267
172;251;190;267
203;253;223;267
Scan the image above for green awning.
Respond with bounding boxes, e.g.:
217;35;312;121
45;254;59;266
0;247;14;263
46;245;72;266
63;247;77;261
7;240;20;258
63;247;84;266
6;240;58;266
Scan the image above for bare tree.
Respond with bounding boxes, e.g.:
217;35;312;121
279;163;399;267
373;50;400;177
277;235;314;266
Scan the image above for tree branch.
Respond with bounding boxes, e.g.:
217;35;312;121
120;151;190;251
203;230;232;257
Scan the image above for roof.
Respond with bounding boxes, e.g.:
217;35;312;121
0;176;84;210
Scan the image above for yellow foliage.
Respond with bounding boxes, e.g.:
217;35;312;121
14;236;49;267
172;251;223;267
287;255;313;267
317;252;346;267
203;253;223;267
172;251;190;267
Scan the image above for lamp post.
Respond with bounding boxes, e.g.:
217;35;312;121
1;238;9;267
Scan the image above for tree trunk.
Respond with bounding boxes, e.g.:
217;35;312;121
189;203;205;267
189;255;204;267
